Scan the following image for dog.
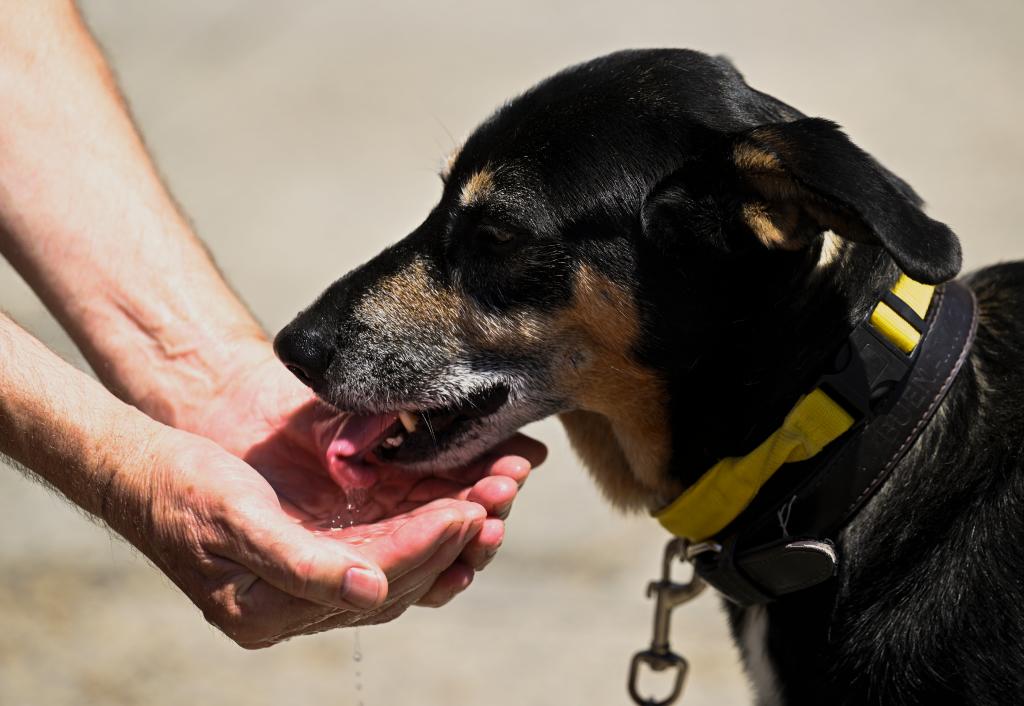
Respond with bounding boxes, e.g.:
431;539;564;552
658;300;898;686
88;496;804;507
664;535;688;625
274;49;1024;705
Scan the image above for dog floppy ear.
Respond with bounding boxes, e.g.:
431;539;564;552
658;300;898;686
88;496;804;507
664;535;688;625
729;117;961;283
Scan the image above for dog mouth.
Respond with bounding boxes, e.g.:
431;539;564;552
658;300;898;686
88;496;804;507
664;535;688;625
321;382;513;488
370;382;512;464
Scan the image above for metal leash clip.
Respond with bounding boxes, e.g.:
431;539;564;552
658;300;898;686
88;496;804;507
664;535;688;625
627;538;711;706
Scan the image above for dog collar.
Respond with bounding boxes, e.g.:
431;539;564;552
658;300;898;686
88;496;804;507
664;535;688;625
653;273;978;605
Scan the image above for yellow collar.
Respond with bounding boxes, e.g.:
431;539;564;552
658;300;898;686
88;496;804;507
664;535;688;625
654;275;935;541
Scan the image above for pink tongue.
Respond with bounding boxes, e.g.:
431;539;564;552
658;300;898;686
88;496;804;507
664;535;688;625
322;413;396;490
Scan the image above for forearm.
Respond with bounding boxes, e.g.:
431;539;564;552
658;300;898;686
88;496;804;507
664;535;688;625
0;312;151;525
0;1;265;426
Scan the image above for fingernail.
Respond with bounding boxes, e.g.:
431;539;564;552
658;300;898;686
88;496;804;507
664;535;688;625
340;567;381;610
496;502;513;520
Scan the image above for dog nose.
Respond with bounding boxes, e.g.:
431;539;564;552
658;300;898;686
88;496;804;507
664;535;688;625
273;324;334;391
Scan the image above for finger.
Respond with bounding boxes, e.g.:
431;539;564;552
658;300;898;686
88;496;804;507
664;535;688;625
464;448;536;489
295;586;425;635
397;461;522;513
458;517;504;570
271;591;400;640
203;561;340;647
374;520;482;599
321;555;470;631
233;496;488;611
228;502;388;611
276;533;478;639
352;501;486;583
464;475;518;516
416;562;475;608
485;455;532;488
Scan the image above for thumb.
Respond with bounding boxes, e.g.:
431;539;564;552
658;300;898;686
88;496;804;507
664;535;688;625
231;507;388;611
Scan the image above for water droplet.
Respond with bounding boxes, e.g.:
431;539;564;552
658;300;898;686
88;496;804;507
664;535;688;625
352;573;366;703
318;471;370;703
324;486;371;530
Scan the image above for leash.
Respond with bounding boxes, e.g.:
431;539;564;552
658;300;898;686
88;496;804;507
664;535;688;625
627;274;978;704
627;539;708;706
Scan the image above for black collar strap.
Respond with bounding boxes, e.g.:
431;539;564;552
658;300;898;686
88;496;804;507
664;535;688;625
660;277;978;606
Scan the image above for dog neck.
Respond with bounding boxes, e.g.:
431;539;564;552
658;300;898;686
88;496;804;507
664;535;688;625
559;408;679;511
558;240;900;513
662;240;900;493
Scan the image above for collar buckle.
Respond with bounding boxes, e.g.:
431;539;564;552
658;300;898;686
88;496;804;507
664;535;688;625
692;535;839;606
818;320;912;419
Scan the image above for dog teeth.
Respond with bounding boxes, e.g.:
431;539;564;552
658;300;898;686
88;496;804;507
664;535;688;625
382;435;404;448
397;411;419;433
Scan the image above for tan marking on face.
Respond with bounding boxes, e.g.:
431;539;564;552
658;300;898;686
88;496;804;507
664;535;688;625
459;306;548;349
459;169;495;206
356;258;461;347
358;256;555;367
554;266;680;509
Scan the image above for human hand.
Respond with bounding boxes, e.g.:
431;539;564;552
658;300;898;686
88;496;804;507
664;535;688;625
105;419;540;648
174;342;546;610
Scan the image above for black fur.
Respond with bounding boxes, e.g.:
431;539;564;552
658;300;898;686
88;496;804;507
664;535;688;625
276;49;1024;703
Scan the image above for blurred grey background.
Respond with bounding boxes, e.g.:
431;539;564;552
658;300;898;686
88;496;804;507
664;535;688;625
1;1;1021;705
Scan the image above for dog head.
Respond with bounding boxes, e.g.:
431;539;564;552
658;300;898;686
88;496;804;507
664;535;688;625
275;49;960;509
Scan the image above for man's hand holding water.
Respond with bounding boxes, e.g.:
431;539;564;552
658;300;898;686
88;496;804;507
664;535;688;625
1;317;544;649
100;352;545;648
121;344;547;648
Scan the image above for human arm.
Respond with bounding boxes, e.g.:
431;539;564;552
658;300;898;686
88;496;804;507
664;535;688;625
0;313;535;645
0;0;265;426
0;0;545;628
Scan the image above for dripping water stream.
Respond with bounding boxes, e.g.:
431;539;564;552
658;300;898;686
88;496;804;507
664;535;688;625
323;488;370;706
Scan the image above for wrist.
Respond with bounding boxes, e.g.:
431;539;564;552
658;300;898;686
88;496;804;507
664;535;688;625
108;318;271;429
173;340;317;454
91;403;165;548
0;314;163;532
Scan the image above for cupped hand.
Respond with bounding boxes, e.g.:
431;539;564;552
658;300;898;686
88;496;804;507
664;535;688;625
177;342;546;615
106;419;541;648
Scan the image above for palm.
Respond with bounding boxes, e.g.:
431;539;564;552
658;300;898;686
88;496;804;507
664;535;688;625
134;429;503;644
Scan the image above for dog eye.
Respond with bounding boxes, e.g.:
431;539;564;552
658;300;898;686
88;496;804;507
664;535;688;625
477;225;516;247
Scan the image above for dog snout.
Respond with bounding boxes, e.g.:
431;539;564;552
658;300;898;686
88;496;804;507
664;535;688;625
273;321;334;391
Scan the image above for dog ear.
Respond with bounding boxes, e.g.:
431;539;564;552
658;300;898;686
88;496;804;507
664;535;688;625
727;117;961;283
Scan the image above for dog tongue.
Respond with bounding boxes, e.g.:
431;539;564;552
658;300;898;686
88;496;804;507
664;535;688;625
321;413;396;490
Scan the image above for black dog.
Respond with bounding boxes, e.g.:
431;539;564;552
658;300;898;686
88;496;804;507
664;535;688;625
275;49;1024;705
